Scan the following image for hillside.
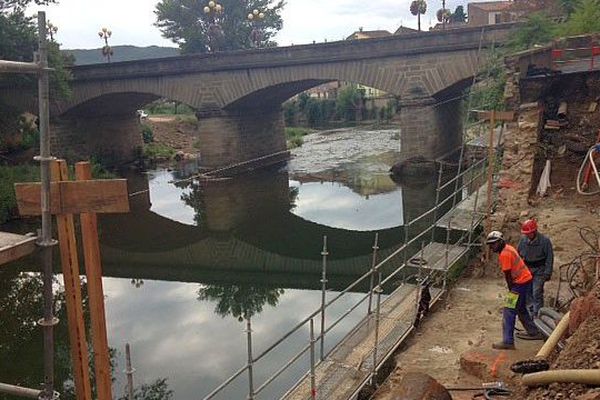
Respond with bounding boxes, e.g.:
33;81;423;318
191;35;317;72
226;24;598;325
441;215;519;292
64;45;180;65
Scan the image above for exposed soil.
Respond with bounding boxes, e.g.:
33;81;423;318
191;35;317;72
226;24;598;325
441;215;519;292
145;115;200;155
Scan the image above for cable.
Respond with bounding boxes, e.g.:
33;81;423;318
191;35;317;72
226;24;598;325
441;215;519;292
576;145;600;195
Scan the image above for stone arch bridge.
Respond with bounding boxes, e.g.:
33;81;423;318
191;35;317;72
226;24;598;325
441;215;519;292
1;24;515;166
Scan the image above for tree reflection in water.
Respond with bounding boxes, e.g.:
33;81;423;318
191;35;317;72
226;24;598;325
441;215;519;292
0;269;173;400
198;284;285;321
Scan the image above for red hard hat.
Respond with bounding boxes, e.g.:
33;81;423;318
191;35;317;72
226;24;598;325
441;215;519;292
521;219;538;235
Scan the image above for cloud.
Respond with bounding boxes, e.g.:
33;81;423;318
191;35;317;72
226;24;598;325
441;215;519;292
29;0;481;50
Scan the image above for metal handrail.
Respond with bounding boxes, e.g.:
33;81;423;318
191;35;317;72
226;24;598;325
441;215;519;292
254;342;312;395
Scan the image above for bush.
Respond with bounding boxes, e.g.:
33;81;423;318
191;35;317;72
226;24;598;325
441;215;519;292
285;127;311;149
0;165;39;224
559;0;600;35
141;123;154;144
143;143;176;161
508;13;557;51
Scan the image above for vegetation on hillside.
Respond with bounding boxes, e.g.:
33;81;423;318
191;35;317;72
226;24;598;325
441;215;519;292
64;45;180;65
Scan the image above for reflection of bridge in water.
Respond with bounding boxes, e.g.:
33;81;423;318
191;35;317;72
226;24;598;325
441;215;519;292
100;166;452;290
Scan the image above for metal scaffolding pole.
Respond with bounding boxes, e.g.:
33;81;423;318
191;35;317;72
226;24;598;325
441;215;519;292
319;236;328;361
367;233;379;315
36;12;59;400
245;317;255;400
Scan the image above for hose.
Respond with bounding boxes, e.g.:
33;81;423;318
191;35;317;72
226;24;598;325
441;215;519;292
576;145;600;195
537;311;570;360
522;369;600;387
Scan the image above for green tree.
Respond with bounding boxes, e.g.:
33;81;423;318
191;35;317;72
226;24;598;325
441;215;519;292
155;0;285;54
560;0;600;35
198;283;284;321
0;1;73;146
508;12;557;51
410;0;427;31
336;85;365;122
450;5;467;23
118;378;174;400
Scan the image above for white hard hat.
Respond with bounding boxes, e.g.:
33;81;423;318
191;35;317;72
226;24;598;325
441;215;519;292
486;230;504;244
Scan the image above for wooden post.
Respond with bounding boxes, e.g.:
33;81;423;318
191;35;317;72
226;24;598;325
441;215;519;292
75;161;113;400
51;160;93;400
485;110;496;262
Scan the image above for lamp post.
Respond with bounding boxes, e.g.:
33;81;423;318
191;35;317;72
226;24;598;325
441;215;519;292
47;21;58;41
247;8;265;48
203;1;224;52
98;27;113;62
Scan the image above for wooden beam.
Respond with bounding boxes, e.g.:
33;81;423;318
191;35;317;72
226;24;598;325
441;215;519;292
14;179;129;216
75;162;114;400
52;160;93;400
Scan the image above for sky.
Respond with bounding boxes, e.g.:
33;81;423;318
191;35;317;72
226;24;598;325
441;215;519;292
29;0;473;50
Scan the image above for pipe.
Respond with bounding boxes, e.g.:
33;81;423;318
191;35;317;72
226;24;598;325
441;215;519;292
536;312;570;360
557;101;568;119
522;369;600;387
0;383;42;398
539;307;563;322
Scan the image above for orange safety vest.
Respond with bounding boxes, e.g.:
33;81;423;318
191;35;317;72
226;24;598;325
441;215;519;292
499;244;532;285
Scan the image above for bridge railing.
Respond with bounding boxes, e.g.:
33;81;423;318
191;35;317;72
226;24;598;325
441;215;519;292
201;151;494;400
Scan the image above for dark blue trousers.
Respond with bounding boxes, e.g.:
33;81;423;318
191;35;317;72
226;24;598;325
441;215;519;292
503;281;539;345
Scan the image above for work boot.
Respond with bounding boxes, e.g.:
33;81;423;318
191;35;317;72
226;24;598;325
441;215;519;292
492;342;515;350
516;331;545;340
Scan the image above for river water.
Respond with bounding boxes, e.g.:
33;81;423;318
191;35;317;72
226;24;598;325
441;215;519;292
0;127;454;400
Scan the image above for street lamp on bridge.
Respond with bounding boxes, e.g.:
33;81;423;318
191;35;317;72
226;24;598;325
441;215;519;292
98;27;113;62
247;8;265;48
204;0;224;52
47;21;58;41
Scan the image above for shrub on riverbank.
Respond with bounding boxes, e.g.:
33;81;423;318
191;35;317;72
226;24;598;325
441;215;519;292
285;127;312;149
0;165;39;224
143;143;176;161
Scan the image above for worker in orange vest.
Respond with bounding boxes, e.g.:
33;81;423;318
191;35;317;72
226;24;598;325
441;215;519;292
486;231;543;350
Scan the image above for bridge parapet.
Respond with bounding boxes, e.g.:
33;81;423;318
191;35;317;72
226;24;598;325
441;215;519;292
70;23;517;82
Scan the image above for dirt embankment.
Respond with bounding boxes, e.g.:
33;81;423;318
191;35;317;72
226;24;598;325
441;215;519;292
145;115;200;155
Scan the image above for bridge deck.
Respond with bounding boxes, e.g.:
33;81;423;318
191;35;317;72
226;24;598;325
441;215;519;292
437;182;488;232
282;244;475;400
0;231;37;266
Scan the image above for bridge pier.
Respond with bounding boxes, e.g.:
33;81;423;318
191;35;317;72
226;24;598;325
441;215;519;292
50;114;142;165
196;109;286;169
398;96;463;161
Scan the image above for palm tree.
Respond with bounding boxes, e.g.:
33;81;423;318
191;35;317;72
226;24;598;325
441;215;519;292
410;0;428;31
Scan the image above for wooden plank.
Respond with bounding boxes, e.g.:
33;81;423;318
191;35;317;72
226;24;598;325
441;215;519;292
75;162;114;400
0;232;37;266
52;160;93;400
15;179;129;216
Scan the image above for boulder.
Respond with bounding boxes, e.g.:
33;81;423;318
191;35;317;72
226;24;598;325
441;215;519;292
386;372;452;400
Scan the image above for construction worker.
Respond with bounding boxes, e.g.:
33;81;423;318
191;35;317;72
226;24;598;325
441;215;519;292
486;231;543;350
518;219;554;316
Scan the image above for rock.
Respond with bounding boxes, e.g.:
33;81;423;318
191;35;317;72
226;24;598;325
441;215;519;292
519;210;529;218
575;391;600;400
174;151;185;161
387;372;451;400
